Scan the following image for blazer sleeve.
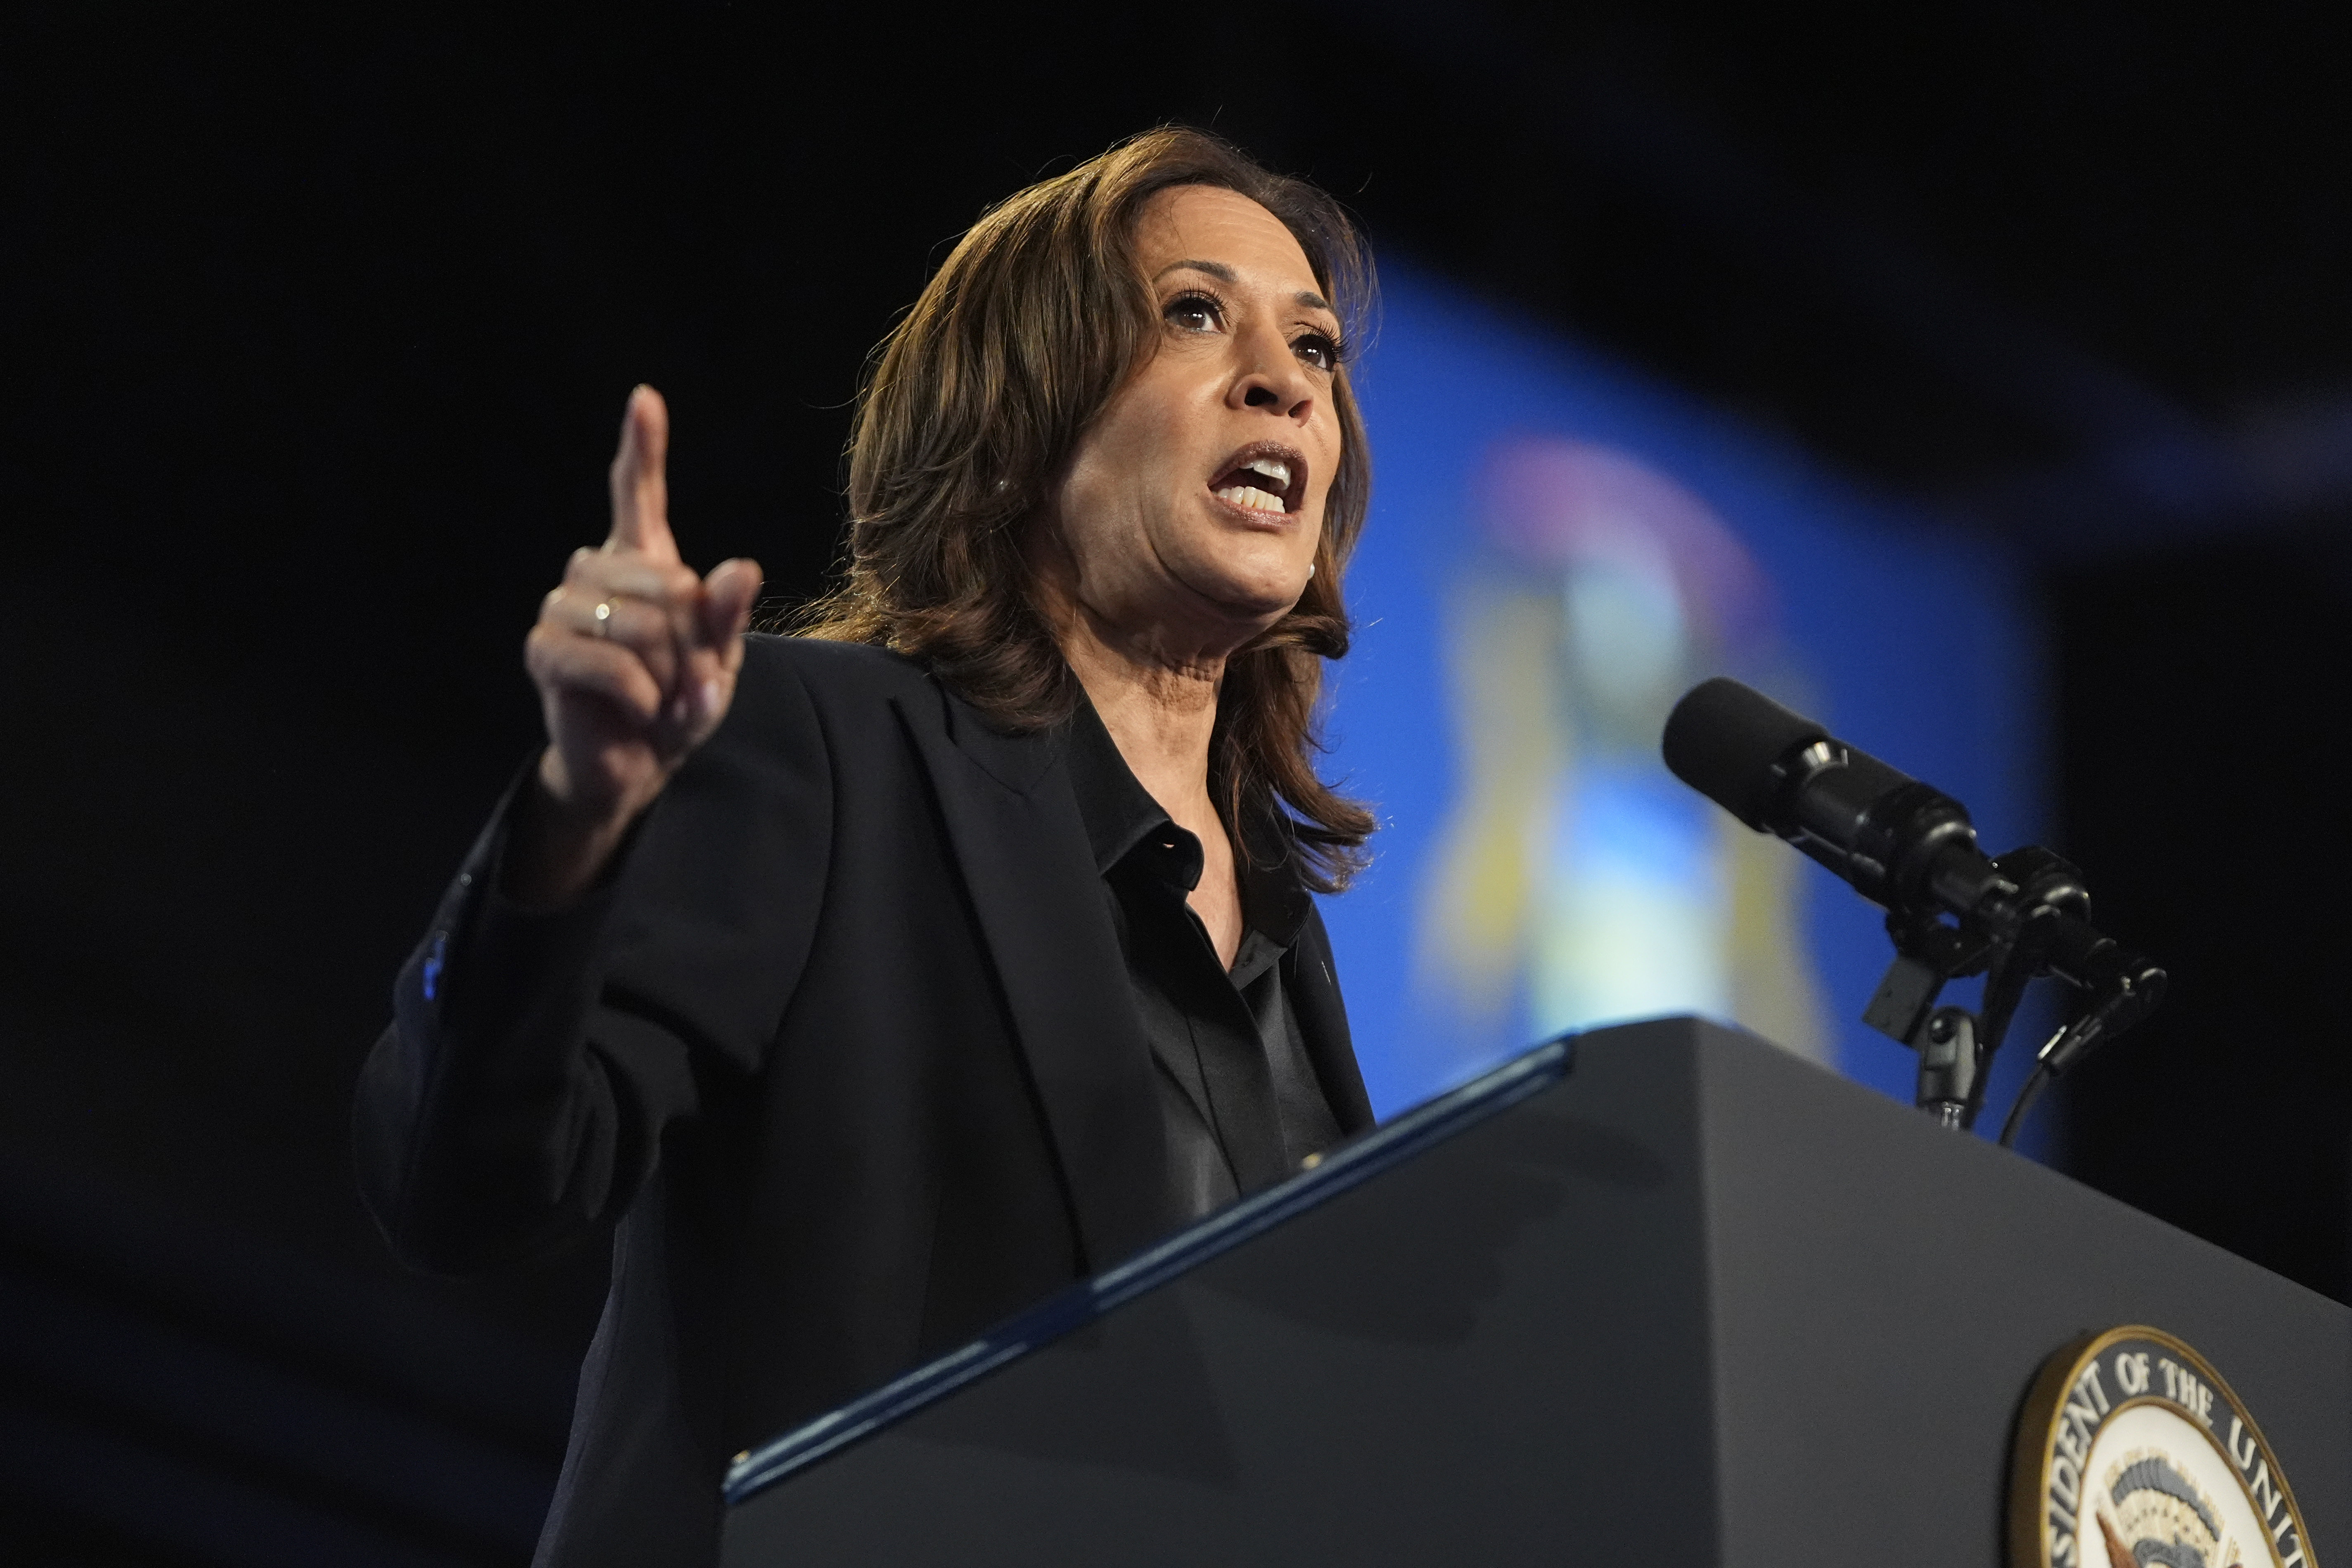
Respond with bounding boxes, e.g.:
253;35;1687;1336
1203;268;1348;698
355;638;834;1273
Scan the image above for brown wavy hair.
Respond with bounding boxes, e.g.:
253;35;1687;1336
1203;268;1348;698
796;126;1378;892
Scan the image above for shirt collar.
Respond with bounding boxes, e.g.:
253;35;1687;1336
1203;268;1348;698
1065;694;1178;877
1063;693;1314;949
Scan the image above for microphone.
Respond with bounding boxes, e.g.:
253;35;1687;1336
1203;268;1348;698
1661;676;2008;928
1661;677;2165;1133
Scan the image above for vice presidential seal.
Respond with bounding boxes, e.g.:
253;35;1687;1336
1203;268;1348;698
2009;1326;2315;1568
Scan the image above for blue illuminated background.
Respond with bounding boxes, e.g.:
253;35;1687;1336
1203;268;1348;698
1319;263;2045;1130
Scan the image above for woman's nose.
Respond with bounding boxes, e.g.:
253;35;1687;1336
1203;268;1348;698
1232;333;1317;421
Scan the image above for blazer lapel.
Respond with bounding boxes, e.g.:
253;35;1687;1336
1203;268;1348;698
892;683;1171;1270
1287;904;1377;1135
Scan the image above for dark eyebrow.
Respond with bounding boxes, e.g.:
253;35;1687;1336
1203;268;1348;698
1155;258;1236;285
1154;258;1337;318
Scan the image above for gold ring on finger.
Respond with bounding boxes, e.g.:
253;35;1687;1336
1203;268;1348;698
592;600;615;636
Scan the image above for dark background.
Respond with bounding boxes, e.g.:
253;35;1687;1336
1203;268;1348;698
5;4;2347;1561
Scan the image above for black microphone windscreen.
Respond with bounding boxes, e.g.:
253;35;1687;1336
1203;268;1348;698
1661;677;1830;830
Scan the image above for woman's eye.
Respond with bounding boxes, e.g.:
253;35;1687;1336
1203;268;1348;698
1293;332;1341;372
1164;294;1222;333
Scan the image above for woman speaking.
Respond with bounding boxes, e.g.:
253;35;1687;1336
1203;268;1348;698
357;127;1379;1566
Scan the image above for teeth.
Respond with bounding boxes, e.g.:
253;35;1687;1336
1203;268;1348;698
1243;457;1292;489
1215;484;1288;513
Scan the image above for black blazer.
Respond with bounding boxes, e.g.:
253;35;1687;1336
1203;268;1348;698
356;634;1373;1568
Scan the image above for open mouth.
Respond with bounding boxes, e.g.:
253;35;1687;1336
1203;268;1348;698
1208;444;1307;516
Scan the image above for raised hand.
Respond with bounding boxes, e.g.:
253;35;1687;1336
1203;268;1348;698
509;387;762;906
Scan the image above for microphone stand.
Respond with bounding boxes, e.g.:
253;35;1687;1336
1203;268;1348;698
1859;847;2166;1144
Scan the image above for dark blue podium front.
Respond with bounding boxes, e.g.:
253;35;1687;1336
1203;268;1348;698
721;1017;2350;1566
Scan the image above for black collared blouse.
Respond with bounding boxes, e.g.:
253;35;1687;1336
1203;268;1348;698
1062;700;1344;1220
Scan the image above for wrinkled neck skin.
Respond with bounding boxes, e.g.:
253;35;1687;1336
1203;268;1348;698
1024;521;1280;841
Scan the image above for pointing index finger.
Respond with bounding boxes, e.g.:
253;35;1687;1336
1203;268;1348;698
607;385;679;563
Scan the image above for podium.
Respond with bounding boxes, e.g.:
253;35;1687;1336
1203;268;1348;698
721;1018;2350;1566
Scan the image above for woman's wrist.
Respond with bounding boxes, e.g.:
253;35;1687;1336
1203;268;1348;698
502;753;643;911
